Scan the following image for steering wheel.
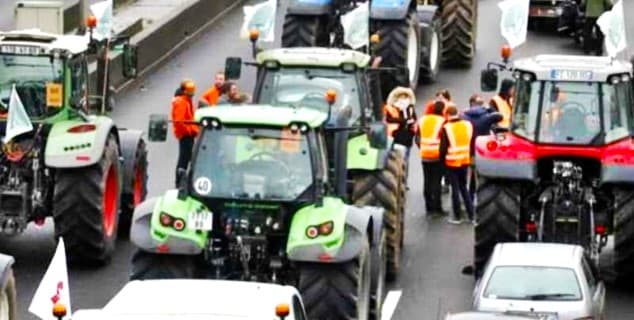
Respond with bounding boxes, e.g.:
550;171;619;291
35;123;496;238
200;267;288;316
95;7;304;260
555;102;589;139
299;92;330;110
248;151;292;176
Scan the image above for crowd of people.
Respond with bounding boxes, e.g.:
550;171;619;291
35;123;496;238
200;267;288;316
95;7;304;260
383;83;513;225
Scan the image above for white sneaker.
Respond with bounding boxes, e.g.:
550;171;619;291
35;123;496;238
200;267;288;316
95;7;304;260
447;218;462;225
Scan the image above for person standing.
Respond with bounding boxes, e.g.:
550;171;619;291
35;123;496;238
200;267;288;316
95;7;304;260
489;79;514;129
171;79;200;187
385;87;417;162
199;72;226;107
440;105;475;224
583;0;612;55
462;94;502;201
417;101;446;216
218;82;251;105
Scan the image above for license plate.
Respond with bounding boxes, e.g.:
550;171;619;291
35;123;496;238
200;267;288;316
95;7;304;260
188;211;213;231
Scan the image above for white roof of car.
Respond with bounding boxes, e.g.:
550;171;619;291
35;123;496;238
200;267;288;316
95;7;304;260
73;280;301;320
0;29;89;54
513;54;632;82
490;243;584;268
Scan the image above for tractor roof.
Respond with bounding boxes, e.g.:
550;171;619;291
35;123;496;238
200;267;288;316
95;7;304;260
195;104;328;128
0;29;89;55
513;54;632;82
256;47;371;68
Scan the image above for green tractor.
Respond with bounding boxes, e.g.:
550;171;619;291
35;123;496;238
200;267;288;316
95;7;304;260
282;0;479;87
225;45;408;281
0;28;148;265
131;104;389;319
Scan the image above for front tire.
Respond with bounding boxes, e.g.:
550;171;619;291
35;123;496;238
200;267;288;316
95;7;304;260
130;250;198;280
372;10;421;89
614;188;634;281
474;179;520;278
281;15;329;47
53;134;121;266
0;269;16;320
298;232;371;320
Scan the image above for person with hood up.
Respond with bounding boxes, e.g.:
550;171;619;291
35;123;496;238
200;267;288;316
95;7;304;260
462;94;502;201
489;79;515;128
385;87;417;162
172;79;200;187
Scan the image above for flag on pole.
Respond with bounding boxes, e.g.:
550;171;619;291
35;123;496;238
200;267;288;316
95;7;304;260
498;0;530;49
597;0;627;58
240;0;277;43
28;238;72;320
90;0;114;41
3;84;34;143
341;2;370;50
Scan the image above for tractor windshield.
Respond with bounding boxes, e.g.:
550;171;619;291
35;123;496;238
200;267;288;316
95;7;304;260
191;126;314;201
512;76;634;145
0;54;64;118
258;67;361;125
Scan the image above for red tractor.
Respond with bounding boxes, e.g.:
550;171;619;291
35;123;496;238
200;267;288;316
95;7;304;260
474;48;634;280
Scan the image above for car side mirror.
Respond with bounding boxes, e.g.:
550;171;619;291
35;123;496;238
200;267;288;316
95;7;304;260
148;114;168;142
368;122;388;149
122;43;138;79
481;69;499;92
225;57;242;80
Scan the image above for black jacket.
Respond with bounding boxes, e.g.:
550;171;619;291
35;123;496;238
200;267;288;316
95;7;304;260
387;105;417;147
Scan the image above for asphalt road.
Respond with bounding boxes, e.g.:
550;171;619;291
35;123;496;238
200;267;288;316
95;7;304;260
3;0;634;319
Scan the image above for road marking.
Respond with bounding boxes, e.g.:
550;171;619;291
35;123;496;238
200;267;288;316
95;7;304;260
381;290;402;320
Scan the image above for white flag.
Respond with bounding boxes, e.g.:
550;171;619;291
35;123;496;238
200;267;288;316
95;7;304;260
597;0;627;58
90;0;114;41
240;0;277;43
498;0;530;49
3;85;33;143
341;2;369;49
29;238;72;320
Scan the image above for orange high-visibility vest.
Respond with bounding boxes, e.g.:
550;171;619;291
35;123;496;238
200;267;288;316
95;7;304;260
383;104;401;137
492;95;512;128
444;120;473;168
419;114;445;160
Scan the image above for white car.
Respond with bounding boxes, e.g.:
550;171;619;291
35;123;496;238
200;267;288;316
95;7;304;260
473;243;605;320
72;279;308;320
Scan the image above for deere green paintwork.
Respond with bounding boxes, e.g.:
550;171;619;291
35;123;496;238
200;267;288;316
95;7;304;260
286;196;348;256
150;190;210;249
195;105;328;128
347;134;382;171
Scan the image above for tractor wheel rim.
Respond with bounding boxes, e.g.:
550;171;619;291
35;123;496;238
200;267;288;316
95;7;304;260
358;248;371;320
430;29;439;73
133;166;143;206
407;23;418;84
103;164;118;237
0;289;9;320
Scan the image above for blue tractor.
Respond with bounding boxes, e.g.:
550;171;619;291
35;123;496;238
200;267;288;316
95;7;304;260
282;0;478;88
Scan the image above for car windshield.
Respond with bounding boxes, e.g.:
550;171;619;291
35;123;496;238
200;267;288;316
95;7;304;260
512;78;634;144
0;54;64;118
258;67;361;125
483;266;582;301
191;126;313;201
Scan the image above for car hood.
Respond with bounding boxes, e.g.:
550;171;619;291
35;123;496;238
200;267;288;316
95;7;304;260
477;298;590;320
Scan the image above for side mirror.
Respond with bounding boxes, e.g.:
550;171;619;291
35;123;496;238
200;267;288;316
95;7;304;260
225;57;242;80
481;69;498;92
122;43;138;79
368;122;388;149
148;114;168;142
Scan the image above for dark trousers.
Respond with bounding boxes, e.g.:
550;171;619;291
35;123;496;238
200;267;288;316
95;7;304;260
175;136;194;186
468;163;477;202
583;17;603;55
422;160;443;213
446;166;475;221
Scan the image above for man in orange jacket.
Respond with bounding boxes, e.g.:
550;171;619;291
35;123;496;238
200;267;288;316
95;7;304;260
172;79;200;186
199;72;225;108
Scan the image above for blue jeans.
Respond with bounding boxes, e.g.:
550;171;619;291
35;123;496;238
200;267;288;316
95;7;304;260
446;166;475;221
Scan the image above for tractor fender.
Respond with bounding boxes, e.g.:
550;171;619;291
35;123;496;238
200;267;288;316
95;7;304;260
287;197;376;263
287;0;332;15
118;129;144;195
370;0;414;20
44;116;116;168
474;135;537;181
0;253;14;289
130;192;205;255
347;134;391;171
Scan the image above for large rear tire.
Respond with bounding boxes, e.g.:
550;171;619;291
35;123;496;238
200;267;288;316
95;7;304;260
281;15;329;47
614;188;634;281
119;139;148;238
53;134;121;266
130;250;198;280
353;150;404;281
372;10;421;89
298;232;371;320
439;0;477;67
0;269;16;320
474;179;520;278
370;233;387;320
